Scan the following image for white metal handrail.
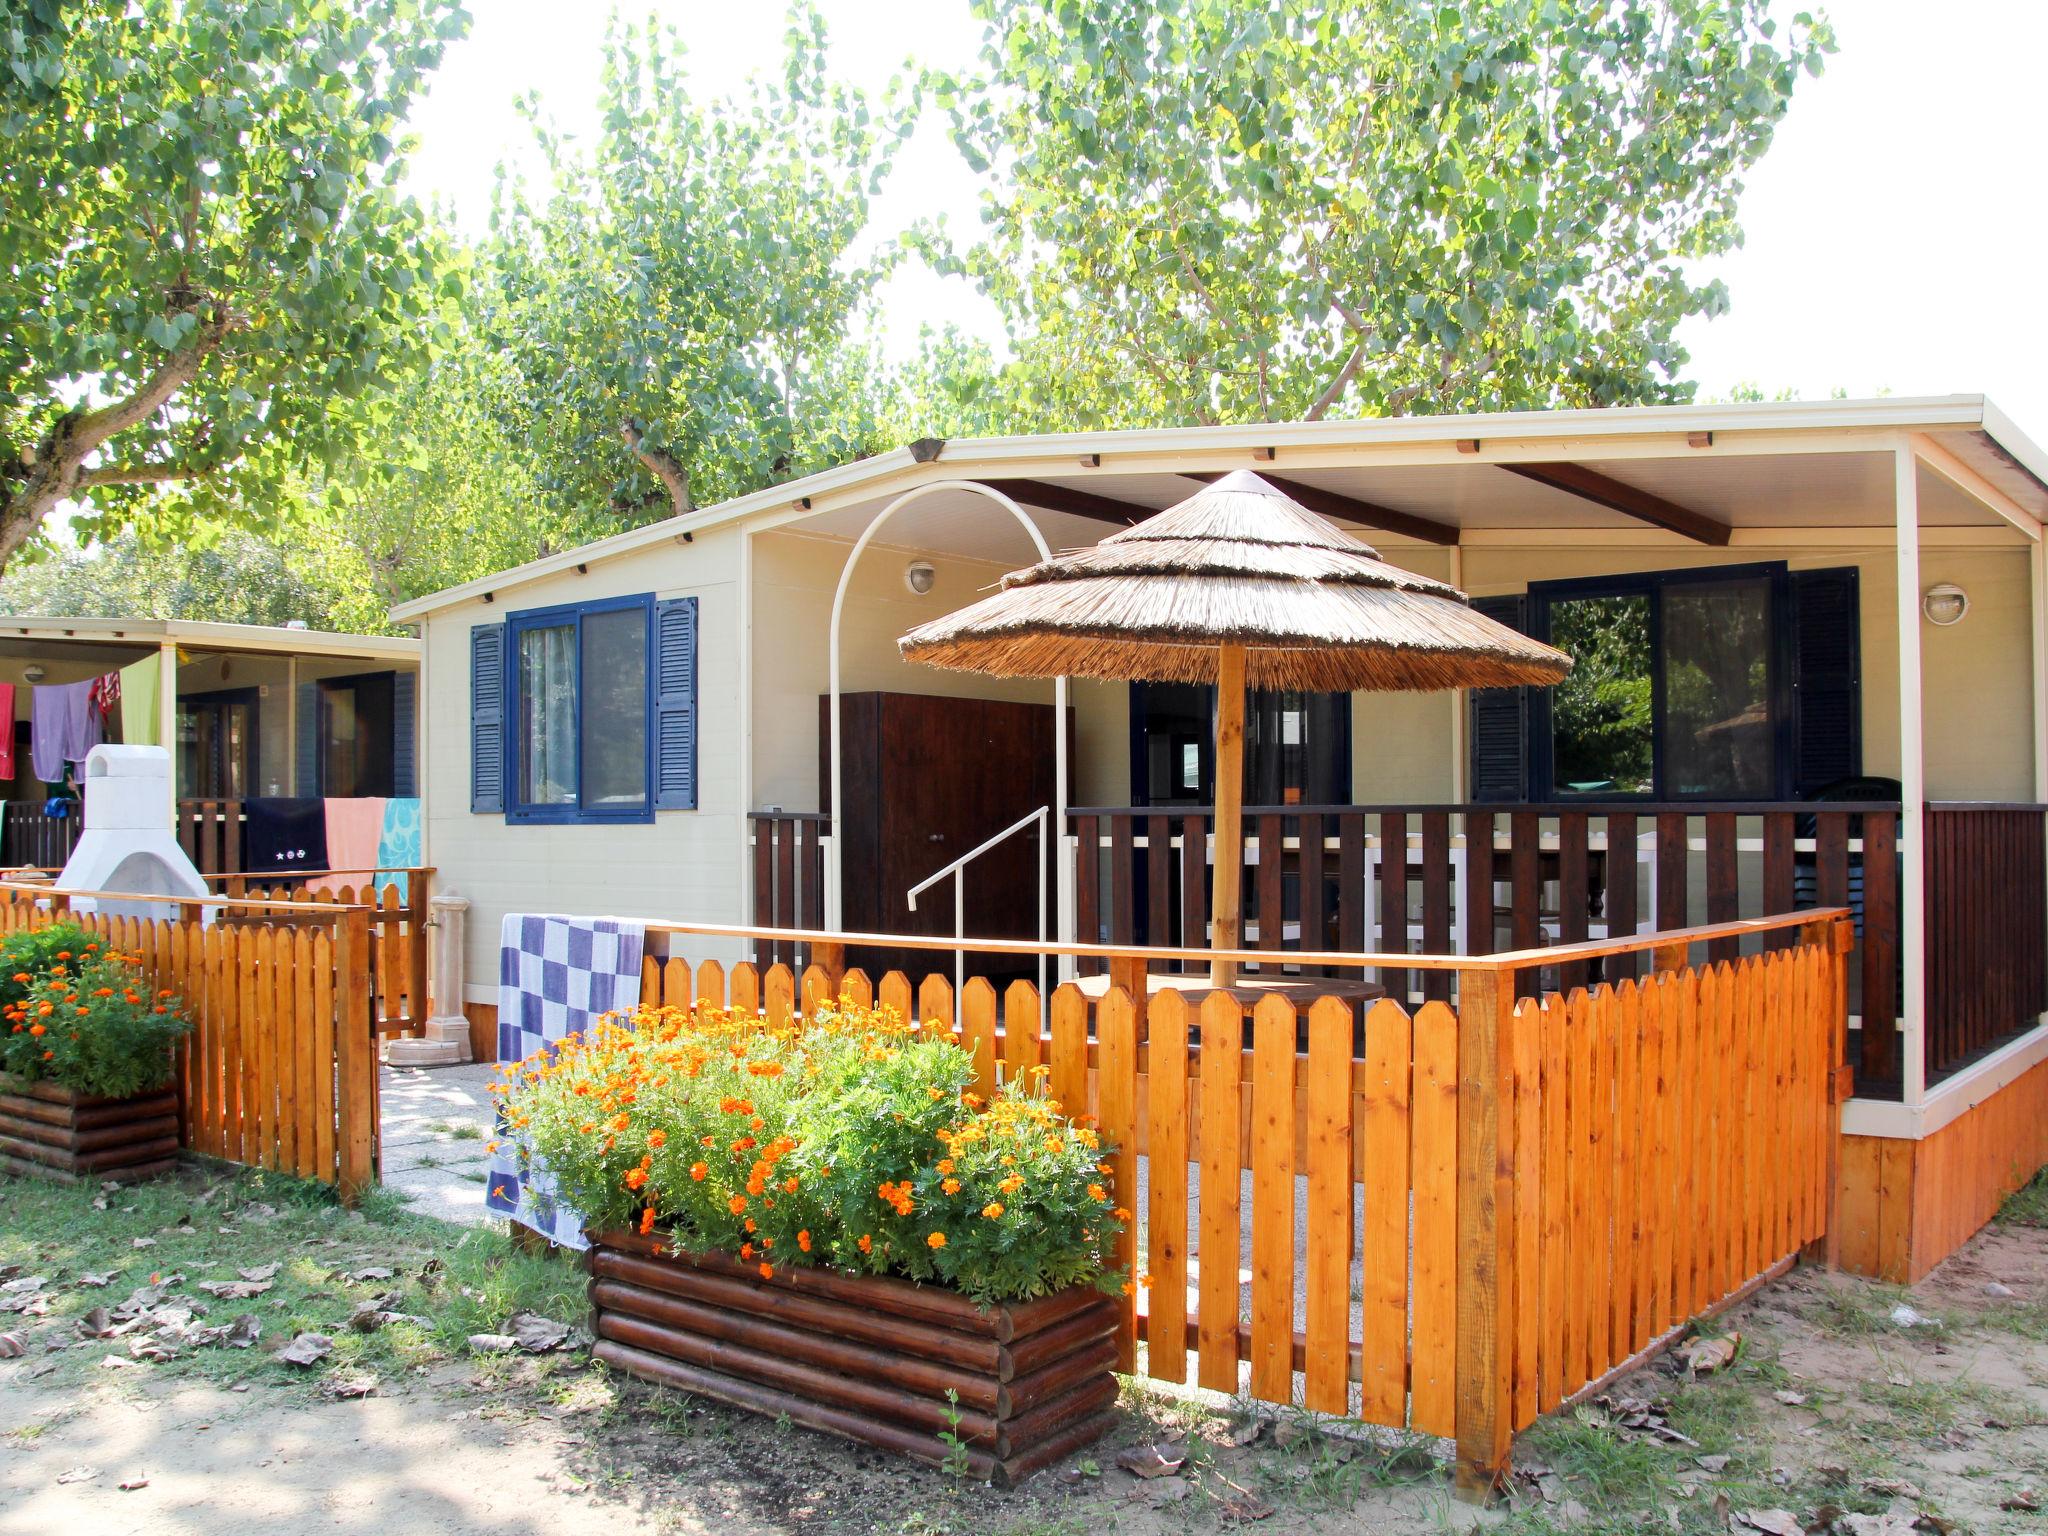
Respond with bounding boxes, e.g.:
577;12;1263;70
907;805;1050;1007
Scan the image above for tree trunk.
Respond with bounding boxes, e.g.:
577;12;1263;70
619;420;693;518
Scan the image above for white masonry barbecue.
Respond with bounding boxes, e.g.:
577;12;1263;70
55;745;210;921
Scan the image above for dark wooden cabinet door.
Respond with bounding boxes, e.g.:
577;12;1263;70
822;692;1061;979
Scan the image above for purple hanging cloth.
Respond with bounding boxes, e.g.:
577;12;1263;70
30;680;101;785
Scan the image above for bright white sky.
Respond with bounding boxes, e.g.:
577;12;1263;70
402;0;2048;437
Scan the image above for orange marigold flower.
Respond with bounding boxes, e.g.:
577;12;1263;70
935;1158;955;1175
727;1195;748;1215
10;972;27;983
646;1129;667;1149
797;1230;811;1252
1086;1184;1107;1202
1112;1207;1132;1222
758;1262;774;1280
740;1241;754;1259
999;1175;1024;1195
858;1234;873;1254
35;1003;52;1016
926;1232;947;1249
74;1006;87;1016
639;1207;657;1235
623;1167;649;1191
981;1202;1004;1220
157;988;174;999
782;1176;799;1194
744;1217;757;1234
939;1177;960;1195
690;1162;709;1182
28;1023;45;1037
1122;1281;1137;1297
94;987;113;998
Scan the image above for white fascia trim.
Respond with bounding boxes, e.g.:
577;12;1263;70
388;396;2016;623
1982;398;2048;494
1841;1018;2048;1139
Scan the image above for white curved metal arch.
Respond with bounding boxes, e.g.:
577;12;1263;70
825;479;1069;934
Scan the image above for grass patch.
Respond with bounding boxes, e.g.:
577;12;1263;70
1855;1376;2040;1440
0;1160;585;1397
1997;1166;2048;1228
417;1119;486;1142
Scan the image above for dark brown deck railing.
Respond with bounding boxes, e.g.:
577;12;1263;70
1924;804;2048;1082
746;812;829;968
1070;803;1921;1089
0;800;81;869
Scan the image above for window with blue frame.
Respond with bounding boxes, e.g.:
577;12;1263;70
506;594;654;823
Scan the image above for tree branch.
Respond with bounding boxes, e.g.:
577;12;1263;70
618;419;693;516
1305;341;1365;421
74;461;204;489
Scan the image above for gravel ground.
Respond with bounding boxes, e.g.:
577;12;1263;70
379;1062;499;1226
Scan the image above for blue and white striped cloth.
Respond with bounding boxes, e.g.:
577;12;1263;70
484;913;646;1249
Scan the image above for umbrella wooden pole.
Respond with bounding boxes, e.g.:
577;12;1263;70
1210;643;1247;990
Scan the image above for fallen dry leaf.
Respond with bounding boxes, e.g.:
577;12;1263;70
1218;1489;1274;1521
238;1263;280;1283
507;1312;573;1353
0;1331;24;1359
75;1308;113;1340
275;1332;333;1368
325;1370;379;1400
1738;1510;1802;1536
1116;1443;1187;1480
196;1279;272;1301
76;1271;112;1288
2000;1489;2040;1513
1680;1333;1739;1375
1773;1390;1808;1406
55;1466;98;1485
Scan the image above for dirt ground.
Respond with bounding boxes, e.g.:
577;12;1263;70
5;1167;2048;1536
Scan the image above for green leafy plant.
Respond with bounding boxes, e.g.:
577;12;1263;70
0;937;190;1098
936;1388;973;1478
498;998;1128;1305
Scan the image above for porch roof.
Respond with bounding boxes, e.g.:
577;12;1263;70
390;393;2048;620
0;616;419;667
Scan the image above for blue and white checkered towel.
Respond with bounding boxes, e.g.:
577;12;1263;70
484;912;646;1249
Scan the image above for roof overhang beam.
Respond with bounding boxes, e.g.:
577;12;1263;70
1496;461;1731;546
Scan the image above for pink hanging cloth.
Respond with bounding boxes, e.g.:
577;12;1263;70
307;798;389;898
0;684;16;781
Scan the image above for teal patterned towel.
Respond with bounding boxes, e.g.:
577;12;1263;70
376;797;422;898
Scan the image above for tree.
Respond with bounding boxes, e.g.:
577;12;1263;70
475;11;913;532
0;527;343;629
937;0;1835;427
0;0;468;573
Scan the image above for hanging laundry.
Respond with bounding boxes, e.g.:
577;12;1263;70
30;680;102;784
307;797;387;896
375;797;421;899
88;671;120;718
0;684;17;781
118;657;160;746
243;797;328;876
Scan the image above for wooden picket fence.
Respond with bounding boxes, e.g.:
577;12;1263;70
631;908;1850;1493
208;870;431;1039
0;885;378;1200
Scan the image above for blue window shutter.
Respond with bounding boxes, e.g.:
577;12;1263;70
295;682;320;795
470;623;506;814
653;597;698;811
391;669;417;798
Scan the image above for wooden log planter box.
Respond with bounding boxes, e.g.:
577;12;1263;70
587;1231;1122;1485
0;1075;180;1183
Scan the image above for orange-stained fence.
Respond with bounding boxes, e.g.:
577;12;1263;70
629;909;1850;1495
0;885;379;1201
208;870;431;1039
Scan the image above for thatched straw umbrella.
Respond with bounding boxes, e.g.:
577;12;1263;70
900;470;1571;988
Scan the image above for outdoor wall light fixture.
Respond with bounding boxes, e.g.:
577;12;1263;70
21;665;45;683
904;560;937;596
1922;583;1969;627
